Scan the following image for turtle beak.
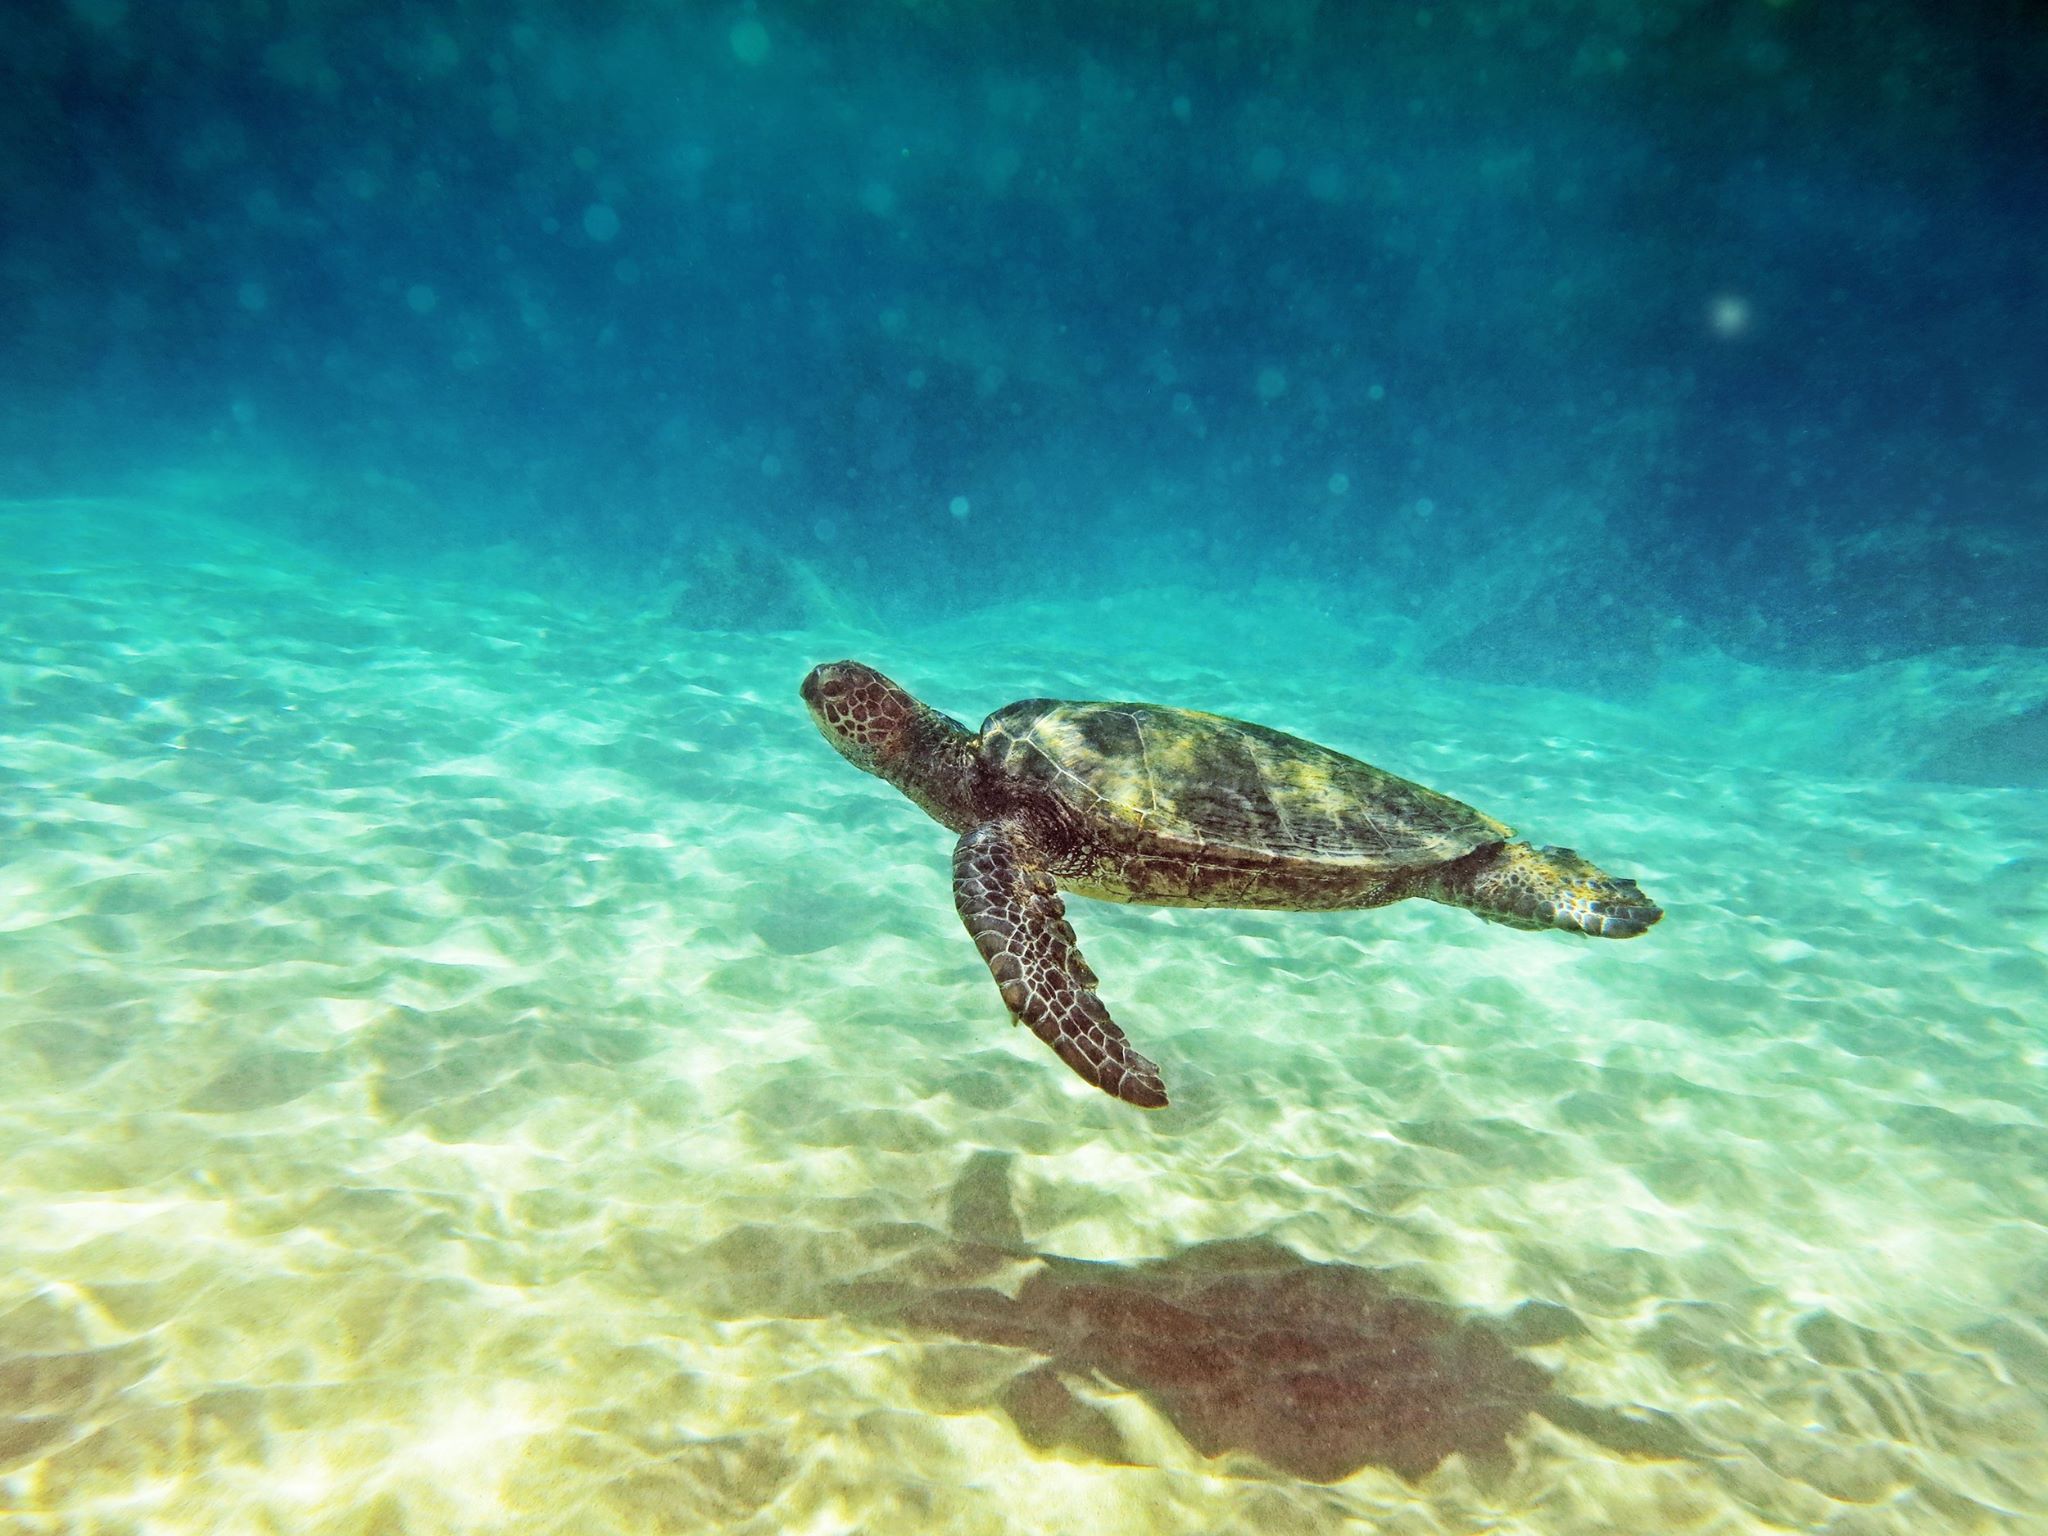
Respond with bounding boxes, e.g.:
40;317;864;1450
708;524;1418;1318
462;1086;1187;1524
799;665;834;740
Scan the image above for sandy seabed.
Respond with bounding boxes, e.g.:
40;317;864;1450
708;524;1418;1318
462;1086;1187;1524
2;499;2046;1535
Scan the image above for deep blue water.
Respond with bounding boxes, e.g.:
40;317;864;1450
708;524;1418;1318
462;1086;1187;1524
8;0;2045;694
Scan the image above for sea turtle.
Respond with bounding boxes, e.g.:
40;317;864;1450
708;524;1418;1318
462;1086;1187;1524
801;661;1662;1109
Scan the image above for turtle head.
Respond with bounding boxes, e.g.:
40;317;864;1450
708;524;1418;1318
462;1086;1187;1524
802;663;933;774
801;660;924;773
802;661;979;830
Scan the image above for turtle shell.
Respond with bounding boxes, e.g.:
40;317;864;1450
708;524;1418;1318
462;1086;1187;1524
981;699;1511;871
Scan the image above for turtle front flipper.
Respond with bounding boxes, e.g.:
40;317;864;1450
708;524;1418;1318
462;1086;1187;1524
952;821;1169;1108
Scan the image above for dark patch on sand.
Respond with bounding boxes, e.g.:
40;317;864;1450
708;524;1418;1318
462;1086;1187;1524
832;1151;1702;1483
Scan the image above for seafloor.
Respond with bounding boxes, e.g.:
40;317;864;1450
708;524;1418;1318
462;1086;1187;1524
3;500;2046;1535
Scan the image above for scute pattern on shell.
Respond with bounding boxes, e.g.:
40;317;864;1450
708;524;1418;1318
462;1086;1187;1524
982;700;1511;872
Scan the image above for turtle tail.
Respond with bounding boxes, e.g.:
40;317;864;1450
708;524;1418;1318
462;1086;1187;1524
1435;842;1663;939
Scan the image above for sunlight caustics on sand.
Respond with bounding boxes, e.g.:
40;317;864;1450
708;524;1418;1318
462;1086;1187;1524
2;501;2045;1534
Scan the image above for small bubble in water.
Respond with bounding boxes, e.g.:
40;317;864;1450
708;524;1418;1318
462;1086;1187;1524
1255;366;1288;400
1709;293;1752;337
812;517;836;543
949;496;971;520
237;281;267;312
729;16;770;64
406;283;437;313
1172;392;1193;415
582;203;620;242
1328;472;1350;495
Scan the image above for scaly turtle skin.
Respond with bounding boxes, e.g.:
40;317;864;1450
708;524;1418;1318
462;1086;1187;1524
802;661;1662;1109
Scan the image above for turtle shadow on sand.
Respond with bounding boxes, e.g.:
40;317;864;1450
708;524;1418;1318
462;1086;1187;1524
815;1152;1703;1485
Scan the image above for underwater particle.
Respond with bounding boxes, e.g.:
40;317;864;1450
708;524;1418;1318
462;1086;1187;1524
906;369;927;390
949;496;971;521
1414;497;1436;519
812;517;836;543
245;186;282;224
1368;382;1386;401
1251;145;1286;181
1328;472;1350;495
1743;37;1789;74
415;29;462;75
760;454;783;479
1308;164;1345;201
979;143;1023;192
1710;293;1753;337
1255;366;1289;400
237;281;268;313
582;203;621;242
614;258;640;284
405;283;437;314
729;15;770;64
70;0;129;28
860;182;897;218
1171;392;1193;415
1171;95;1192;122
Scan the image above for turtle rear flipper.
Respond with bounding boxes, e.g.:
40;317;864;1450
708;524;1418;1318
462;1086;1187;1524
953;821;1170;1108
1438;842;1663;939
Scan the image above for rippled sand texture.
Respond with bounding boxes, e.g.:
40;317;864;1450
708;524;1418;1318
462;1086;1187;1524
4;500;2047;1535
